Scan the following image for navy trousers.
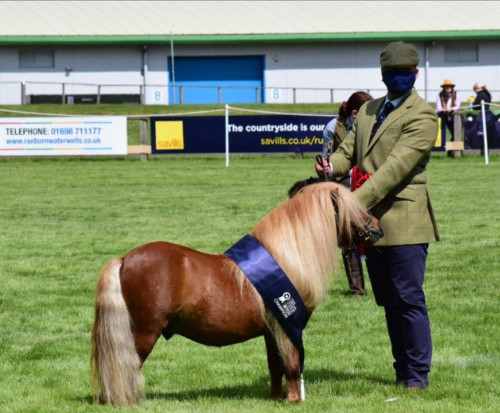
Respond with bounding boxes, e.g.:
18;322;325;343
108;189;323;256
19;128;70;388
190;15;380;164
439;112;454;140
366;244;432;388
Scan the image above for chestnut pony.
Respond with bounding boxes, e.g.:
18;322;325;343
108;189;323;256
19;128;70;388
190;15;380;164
90;182;382;405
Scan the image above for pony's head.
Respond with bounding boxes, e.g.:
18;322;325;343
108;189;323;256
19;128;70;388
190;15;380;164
287;178;383;250
251;181;382;311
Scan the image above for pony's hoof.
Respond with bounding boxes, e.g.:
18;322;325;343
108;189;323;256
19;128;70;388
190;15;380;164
286;394;302;403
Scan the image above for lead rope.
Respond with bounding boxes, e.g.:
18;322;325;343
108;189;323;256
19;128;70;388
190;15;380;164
315;155;328;182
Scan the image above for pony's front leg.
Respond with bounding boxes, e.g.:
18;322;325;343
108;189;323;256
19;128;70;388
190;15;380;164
264;334;284;400
283;346;301;402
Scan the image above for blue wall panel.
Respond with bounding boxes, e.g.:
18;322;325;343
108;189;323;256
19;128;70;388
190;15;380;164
169;56;264;104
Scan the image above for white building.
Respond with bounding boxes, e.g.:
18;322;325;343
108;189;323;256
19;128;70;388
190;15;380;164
0;1;499;105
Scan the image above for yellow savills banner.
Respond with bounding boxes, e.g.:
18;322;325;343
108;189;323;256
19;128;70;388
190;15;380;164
155;120;184;150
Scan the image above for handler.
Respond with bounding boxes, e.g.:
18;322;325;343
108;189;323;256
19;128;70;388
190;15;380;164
317;41;439;390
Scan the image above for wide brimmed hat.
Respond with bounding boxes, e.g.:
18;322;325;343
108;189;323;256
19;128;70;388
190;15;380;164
441;79;455;87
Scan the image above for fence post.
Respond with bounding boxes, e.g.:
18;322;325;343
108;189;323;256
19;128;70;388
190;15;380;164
293;88;296;104
140;118;149;162
97;85;101;104
62;83;66;104
451;109;463;158
225;104;229;167
330;89;334;104
21;82;26;105
480;100;489;165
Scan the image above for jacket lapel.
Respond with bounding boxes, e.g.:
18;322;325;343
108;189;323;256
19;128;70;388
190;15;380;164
361;99;383;157
363;90;416;156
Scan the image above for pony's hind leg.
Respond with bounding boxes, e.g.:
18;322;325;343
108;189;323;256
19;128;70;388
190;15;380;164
129;330;161;400
283;346;301;402
134;330;161;365
264;334;284;399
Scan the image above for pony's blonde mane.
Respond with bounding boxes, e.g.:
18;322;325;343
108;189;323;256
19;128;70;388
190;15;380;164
252;182;365;308
244;182;367;362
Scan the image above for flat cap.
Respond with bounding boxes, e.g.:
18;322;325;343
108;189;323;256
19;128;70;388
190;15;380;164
380;41;419;68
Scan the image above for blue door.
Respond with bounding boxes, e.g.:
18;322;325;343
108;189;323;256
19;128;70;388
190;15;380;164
168;56;264;104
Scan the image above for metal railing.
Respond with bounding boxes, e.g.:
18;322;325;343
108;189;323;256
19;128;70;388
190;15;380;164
0;80;497;106
2;81;385;105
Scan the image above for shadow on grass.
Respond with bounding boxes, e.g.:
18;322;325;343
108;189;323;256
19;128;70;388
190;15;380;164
79;368;393;405
144;368;392;402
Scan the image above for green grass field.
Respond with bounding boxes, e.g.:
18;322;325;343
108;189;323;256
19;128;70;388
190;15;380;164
0;102;499;412
0;151;498;413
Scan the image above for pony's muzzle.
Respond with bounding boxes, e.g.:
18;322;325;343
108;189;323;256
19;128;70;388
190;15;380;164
353;214;384;247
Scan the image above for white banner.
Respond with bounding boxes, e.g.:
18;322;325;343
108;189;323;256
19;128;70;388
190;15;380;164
0;116;127;156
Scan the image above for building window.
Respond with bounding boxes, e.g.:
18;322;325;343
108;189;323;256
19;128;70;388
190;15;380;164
444;44;478;62
19;50;55;68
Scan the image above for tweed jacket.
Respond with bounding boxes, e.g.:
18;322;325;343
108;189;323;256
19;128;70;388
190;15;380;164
330;89;440;246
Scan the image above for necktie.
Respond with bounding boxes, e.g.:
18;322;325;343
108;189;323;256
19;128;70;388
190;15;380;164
370;101;394;139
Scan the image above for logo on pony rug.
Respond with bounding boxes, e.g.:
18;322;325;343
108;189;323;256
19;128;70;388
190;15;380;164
224;234;308;400
274;292;298;318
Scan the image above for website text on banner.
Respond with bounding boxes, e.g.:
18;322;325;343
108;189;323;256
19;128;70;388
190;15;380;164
152;115;328;154
152;114;445;154
0;117;127;156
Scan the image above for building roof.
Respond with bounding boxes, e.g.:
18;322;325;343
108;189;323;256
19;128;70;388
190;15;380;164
1;1;500;45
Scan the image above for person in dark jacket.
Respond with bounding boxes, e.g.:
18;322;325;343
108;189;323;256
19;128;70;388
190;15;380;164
317;91;373;297
472;83;492;110
472;83;495;144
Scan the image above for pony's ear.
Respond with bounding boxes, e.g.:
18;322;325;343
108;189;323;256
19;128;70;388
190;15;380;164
287;177;321;198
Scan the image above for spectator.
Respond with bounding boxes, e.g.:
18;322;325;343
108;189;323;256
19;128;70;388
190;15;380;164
472;83;492;111
436;79;461;141
317;91;373;297
472;83;495;145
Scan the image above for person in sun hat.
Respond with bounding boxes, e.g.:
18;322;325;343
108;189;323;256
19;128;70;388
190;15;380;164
317;41;439;391
436;79;461;141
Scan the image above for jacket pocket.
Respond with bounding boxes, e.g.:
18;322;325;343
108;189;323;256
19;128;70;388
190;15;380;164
390;186;416;201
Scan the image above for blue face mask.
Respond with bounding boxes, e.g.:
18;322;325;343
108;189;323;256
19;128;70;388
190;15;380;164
382;70;416;92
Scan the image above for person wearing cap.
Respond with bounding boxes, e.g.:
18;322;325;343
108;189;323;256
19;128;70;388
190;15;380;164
436;79;461;142
317;41;439;390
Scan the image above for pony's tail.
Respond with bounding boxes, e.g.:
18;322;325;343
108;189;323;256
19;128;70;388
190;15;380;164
90;258;144;405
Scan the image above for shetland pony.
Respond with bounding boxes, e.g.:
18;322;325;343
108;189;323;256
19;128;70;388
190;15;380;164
90;182;382;405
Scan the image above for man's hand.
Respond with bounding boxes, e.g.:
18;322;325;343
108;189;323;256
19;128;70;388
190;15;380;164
315;157;333;178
